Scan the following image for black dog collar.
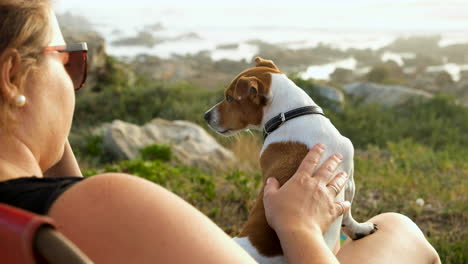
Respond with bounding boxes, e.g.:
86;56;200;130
263;106;325;139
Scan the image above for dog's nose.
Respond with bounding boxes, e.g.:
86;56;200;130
204;111;212;122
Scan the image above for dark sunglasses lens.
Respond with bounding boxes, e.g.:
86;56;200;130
66;50;88;90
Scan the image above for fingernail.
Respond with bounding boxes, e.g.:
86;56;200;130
266;178;273;184
342;201;351;207
335;153;343;160
316;143;325;150
341;172;348;178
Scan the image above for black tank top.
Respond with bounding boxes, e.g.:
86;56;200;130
0;176;84;215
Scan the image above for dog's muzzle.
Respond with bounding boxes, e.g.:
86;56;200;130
204;111;212;123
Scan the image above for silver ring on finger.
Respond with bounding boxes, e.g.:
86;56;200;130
328;184;340;196
338;202;345;215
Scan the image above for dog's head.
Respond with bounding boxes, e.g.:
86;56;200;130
204;57;281;136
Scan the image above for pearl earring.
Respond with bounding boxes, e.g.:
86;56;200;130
15;95;26;107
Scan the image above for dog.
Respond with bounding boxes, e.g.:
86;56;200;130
204;57;377;263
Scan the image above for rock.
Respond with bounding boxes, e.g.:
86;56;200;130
112;31;163;48
112;31;201;48
460;70;468;80
343;82;433;107
314;85;345;104
435;71;454;87
216;43;240;50
129;53;249;89
385;36;441;55
103;119;237;171
250;40;347;72
410;71;444;93
365;61;405;83
313;85;345;112
330;68;355;84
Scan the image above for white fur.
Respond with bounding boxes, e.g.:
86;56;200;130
259;74;353;250
233;237;286;264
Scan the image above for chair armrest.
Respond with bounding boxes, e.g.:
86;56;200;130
0;204;92;264
0;204;54;263
35;226;93;264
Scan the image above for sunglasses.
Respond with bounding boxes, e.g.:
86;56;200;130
42;42;88;91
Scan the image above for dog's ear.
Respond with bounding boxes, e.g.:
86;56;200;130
254;56;279;71
234;76;267;104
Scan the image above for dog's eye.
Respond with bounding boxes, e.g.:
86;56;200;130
226;95;234;103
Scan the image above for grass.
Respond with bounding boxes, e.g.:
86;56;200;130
75;58;466;262
83;139;466;263
351;141;467;263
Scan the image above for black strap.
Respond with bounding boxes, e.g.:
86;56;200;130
263;106;325;139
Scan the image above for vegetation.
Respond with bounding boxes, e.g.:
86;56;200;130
74;56;467;263
331;94;468;151
352;141;467;264
81;138;466;263
74;79;220;129
139;144;172;162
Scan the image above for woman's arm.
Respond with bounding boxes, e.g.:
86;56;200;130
276;227;339;264
43;141;82;177
263;144;350;264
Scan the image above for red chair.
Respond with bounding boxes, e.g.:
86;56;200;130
0;204;93;264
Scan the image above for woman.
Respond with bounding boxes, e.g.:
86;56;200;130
0;1;441;263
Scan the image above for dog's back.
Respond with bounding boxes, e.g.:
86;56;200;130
261;73;354;176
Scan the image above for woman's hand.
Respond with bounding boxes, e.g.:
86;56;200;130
263;143;350;236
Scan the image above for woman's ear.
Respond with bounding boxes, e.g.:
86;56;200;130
0;49;22;101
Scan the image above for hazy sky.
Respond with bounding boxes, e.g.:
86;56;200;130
54;0;468;32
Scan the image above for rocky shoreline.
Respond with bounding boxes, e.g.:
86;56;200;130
58;13;468;106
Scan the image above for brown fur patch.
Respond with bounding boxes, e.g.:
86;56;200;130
238;142;309;257
217;66;281;131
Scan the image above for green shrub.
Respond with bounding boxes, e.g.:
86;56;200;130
69;133;111;166
94;56;136;91
102;159;216;202
140;144;172;161
80;135;104;157
226;170;262;201
329;94;468;152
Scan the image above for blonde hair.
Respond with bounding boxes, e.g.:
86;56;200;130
0;0;51;128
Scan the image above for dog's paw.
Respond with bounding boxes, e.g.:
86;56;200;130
344;222;378;240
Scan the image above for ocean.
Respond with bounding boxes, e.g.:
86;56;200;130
54;0;468;80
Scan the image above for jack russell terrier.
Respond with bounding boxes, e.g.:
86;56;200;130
204;57;377;263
